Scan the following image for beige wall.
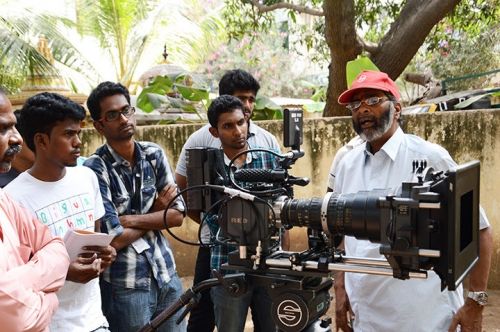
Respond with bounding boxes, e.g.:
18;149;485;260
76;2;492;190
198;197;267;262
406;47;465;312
81;109;500;288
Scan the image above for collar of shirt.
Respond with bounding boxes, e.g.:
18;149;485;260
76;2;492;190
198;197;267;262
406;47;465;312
247;120;257;139
221;143;266;168
105;141;143;167
364;126;404;161
223;148;253;167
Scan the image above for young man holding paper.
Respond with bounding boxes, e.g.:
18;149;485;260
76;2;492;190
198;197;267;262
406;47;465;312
5;92;116;332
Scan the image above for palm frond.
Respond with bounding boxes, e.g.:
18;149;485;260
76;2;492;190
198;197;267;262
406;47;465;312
1;5;99;89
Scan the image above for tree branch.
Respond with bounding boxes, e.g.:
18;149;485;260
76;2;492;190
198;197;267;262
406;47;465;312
247;0;324;16
372;0;461;79
357;35;379;55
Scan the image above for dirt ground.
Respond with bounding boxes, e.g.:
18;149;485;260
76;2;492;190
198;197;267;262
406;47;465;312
180;276;500;331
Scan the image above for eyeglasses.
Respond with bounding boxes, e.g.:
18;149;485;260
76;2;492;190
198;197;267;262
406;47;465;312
101;106;136;122
345;96;389;112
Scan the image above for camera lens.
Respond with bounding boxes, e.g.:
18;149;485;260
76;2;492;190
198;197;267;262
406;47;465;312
280;190;388;242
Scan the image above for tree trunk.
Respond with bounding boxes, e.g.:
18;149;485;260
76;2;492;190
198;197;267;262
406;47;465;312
323;0;361;117
371;0;461;80
322;0;460;117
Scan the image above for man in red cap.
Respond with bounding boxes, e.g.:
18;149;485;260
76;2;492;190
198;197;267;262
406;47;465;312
331;70;493;331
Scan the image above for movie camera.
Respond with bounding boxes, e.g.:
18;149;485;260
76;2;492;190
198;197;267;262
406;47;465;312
141;109;480;332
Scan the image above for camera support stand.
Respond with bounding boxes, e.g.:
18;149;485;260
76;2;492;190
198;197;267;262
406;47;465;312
138;273;246;332
138;269;333;332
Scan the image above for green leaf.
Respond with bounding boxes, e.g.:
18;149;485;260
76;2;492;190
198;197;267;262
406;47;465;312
255;95;282;111
136;92;170;113
164;96;199;115
252;108;283;120
303;102;325;113
252;96;283;120
137;89;166;113
136;76;175;113
148;93;170;109
174;84;209;102
346;56;380;87
148;75;174;91
311;88;326;102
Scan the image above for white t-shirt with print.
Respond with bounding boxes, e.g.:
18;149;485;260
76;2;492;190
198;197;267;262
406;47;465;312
5;166;108;332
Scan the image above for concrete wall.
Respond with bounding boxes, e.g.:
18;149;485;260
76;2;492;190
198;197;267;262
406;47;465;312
81;109;500;288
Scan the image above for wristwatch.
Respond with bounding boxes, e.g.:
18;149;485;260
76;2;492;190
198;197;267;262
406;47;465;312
468;291;488;306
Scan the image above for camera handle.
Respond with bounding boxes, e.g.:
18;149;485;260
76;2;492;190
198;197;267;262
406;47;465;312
138;273;246;332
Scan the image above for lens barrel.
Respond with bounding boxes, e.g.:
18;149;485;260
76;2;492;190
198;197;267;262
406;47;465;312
280;190;388;242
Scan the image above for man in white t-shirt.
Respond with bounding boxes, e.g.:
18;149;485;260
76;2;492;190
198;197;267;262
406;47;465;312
176;69;282;332
6;92;116;332
331;70;493;332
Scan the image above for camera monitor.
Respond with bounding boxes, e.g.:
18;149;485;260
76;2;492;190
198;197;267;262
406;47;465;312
283;108;303;149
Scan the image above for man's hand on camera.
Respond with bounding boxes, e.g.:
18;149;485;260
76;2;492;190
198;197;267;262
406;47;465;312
334;272;353;332
448;298;483;332
151;184;178;212
83;245;116;272
66;253;101;283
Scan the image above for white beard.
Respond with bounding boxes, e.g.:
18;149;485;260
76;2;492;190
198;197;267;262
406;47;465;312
358;103;396;142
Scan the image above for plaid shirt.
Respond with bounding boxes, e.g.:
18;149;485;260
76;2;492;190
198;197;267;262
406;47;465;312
84;141;185;289
207;145;279;272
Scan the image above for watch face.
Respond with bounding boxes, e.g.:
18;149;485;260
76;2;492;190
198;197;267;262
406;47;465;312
478;292;488;304
470;291;488;305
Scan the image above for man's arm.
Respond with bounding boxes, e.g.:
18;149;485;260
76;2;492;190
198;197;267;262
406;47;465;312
150;183;178;212
334;271;353;332
448;226;493;332
0;195;70;331
113;146;186;250
110;182;183;250
109;227;147;252
0;287;59;332
119;145;185;231
469;227;493;291
99;184;180;251
118;208;184;231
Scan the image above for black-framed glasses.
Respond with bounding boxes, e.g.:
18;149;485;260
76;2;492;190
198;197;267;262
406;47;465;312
101;106;136;122
345;96;389;112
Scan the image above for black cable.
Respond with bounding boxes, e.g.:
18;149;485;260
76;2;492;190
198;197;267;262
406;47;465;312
198;197;230;248
163;185;228;246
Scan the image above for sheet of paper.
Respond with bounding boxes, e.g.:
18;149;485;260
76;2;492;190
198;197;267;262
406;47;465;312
63;229;114;261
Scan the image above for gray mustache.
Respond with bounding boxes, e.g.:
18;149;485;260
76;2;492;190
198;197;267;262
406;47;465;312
4;144;22;157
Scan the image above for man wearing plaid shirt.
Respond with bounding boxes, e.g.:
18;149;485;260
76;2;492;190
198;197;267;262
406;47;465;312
84;82;186;332
205;95;278;332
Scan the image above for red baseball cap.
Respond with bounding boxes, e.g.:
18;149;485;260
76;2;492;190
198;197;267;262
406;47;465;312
338;70;401;104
